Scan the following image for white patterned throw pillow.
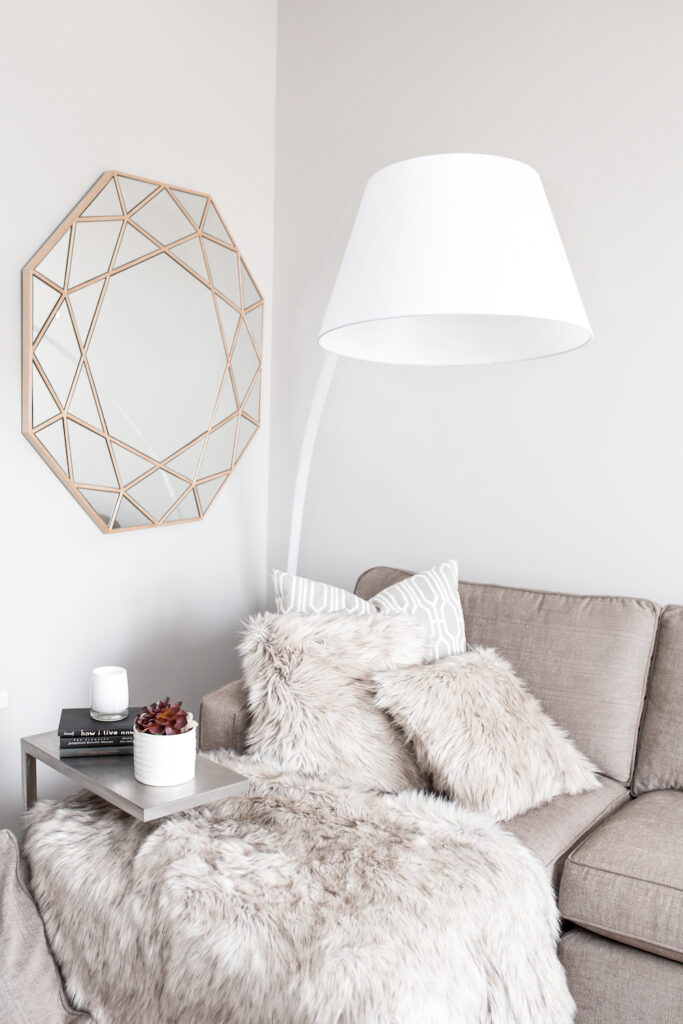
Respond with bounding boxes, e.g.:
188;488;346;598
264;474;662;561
272;560;466;661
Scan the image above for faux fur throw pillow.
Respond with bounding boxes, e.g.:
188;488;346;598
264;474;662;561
240;611;427;792
373;646;601;820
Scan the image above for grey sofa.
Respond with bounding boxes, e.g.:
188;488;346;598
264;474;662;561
200;569;683;1024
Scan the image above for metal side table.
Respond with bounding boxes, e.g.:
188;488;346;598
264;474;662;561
21;731;248;822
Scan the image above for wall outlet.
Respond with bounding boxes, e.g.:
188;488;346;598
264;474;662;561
0;691;8;710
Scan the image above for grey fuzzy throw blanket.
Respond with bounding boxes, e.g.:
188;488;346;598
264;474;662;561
24;751;574;1024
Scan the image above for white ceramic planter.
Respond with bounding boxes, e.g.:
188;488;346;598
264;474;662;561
133;722;197;786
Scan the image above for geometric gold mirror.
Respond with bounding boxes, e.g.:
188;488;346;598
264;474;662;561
22;171;263;533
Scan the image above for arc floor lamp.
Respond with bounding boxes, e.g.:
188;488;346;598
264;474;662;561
287;153;592;575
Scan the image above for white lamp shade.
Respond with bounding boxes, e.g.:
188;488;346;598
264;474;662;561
318;154;592;365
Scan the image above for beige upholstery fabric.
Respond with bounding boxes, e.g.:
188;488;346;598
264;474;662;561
633;605;683;795
505;777;629;888
559;928;683;1024
355;566;412;599
199;679;248;753
0;829;92;1023
198;679;629;883
356;569;659;784
559;791;683;962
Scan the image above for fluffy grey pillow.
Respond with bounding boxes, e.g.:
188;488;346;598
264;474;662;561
240;611;427;792
373;646;601;820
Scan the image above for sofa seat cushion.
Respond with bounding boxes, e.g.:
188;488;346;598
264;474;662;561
505;776;629;888
559;791;683;962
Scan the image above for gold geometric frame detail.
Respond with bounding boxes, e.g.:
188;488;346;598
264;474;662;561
22;171;264;533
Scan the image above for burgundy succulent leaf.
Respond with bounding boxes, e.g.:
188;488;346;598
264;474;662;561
135;698;190;736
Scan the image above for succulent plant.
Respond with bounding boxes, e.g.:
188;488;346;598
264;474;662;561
135;699;193;736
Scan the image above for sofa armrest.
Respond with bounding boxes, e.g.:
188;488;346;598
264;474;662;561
0;829;94;1021
199;679;249;753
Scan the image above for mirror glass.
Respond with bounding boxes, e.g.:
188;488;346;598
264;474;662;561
245;303;263;353
204;239;241;306
166;437;204;479
198;416;238;479
83;180;122;217
170;236;208;280
118;176;157;212
111;443;154;486
170;189;207;228
69;280;103;345
166;488;199;522
230;319;260;404
203;202;232;244
32;366;59;427
211;371;238;425
35;420;67;474
240;258;261;308
197;475;226;513
79;488;119;528
34;303;81;407
67;420;117;487
69;221;122;288
242;373;260;422
112;496;151;529
32;279;61;340
114;224;156;269
132;189;194;246
25;172;263;531
88;252;226;460
37;228;70;288
70;367;102;429
235;415;258;462
127;469;187;522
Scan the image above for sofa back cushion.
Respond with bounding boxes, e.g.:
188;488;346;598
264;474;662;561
633;605;683;795
355;569;659;784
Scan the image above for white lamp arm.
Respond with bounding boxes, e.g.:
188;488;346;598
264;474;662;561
286;351;339;575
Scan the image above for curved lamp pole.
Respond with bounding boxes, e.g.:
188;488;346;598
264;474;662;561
286;154;592;577
286;350;338;574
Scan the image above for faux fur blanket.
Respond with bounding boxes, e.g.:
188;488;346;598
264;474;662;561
25;751;574;1024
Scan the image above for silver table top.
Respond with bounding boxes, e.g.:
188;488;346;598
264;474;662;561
21;731;249;821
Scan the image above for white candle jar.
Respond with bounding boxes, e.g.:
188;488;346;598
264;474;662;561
90;666;129;722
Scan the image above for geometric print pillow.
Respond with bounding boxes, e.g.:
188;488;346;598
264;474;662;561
272;559;466;662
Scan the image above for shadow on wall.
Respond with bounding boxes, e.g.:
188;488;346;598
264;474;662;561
126;618;241;721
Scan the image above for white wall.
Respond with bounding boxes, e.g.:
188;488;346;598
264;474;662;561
270;0;683;605
4;0;683;834
0;0;277;831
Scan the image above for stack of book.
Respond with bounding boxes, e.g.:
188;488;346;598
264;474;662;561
58;707;141;758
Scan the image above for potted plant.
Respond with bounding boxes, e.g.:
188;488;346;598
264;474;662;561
133;699;197;786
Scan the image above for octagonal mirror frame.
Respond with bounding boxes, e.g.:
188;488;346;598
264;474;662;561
22;171;264;533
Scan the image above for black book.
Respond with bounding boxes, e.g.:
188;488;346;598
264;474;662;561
59;745;133;759
58;707;141;739
59;735;133;749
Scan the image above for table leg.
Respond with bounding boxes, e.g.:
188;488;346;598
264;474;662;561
22;748;37;811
